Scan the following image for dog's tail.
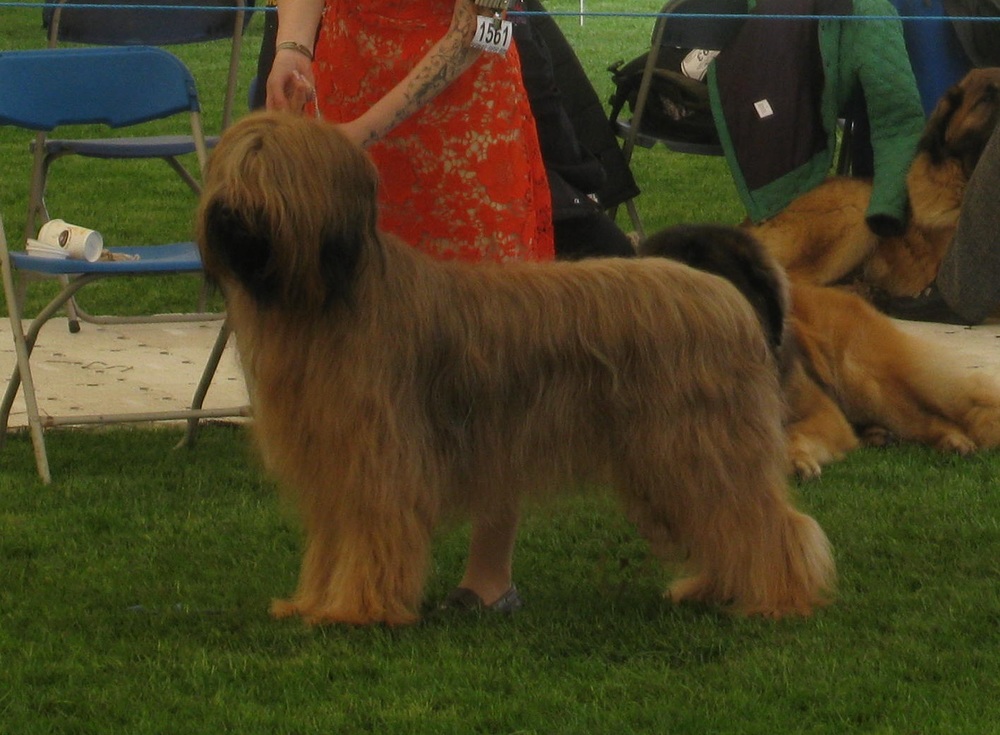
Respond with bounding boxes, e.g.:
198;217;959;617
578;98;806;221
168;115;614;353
638;224;790;356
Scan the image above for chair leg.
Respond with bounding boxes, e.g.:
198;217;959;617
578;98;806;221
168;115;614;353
177;320;233;449
20;360;52;485
60;275;82;333
1;294;52;484
624;199;645;241
162;155;203;195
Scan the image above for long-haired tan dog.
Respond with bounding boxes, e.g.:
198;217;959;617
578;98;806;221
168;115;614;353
642;225;1000;480
748;68;1000;297
196;112;834;625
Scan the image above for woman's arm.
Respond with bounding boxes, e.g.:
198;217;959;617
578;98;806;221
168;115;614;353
339;0;485;147
266;0;490;146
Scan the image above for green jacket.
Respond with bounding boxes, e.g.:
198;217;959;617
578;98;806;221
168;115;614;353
707;0;925;231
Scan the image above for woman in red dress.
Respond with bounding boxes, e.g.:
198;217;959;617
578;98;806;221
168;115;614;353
267;0;553;264
267;0;552;612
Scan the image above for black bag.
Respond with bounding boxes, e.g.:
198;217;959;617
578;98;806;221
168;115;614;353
250;0;279;110
608;44;719;146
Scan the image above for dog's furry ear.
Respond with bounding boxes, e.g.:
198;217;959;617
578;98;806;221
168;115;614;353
954;80;1000;177
920;73;1000;177
317;227;364;310
639;225;788;353
200;200;364;310
200;200;281;306
920;84;963;165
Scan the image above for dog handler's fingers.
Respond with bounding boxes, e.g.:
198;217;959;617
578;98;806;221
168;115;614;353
273;73;311;115
266;55;313;113
286;74;315;116
265;72;295;112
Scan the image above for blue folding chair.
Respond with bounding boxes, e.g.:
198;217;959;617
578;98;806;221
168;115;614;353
34;2;252;328
37;0;252;208
0;47;246;484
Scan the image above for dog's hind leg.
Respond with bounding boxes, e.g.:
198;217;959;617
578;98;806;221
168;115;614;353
270;529;338;621
834;364;981;454
961;381;1000;448
615;417;835;618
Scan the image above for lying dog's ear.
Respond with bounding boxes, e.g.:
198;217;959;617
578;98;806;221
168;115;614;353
955;81;1000;177
919;84;963;164
640;225;787;353
200;200;280;306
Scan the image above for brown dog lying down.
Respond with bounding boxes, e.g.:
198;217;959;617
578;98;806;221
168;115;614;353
746;67;1000;298
641;224;1000;479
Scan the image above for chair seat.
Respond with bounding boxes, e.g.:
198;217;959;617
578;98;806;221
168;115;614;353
614;118;723;157
42;134;220;159
10;241;203;275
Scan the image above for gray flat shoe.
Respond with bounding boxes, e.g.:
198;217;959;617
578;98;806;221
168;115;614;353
441;585;524;613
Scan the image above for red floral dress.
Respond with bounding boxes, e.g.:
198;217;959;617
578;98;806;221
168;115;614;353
312;0;554;263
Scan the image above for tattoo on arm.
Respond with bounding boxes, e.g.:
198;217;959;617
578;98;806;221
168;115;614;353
383;0;480;134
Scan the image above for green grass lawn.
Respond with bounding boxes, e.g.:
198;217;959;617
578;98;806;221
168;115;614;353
1;2;998;733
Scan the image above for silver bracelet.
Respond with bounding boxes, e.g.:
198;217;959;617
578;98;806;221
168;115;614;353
275;40;314;61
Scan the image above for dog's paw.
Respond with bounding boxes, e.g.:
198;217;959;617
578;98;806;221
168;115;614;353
665;575;717;607
270;596;419;627
787;435;846;481
269;598;300;620
790;453;823;481
858;425;896;447
936;432;978;455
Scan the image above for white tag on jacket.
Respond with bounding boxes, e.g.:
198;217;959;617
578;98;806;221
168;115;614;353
754;99;774;119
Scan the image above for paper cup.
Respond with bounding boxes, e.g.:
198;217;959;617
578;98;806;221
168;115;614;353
25;238;69;259
37;219;104;262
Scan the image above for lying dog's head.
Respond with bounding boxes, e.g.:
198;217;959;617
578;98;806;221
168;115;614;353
196;111;380;311
919;67;1000;178
638;224;790;355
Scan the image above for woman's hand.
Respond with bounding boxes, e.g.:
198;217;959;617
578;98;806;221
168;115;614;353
266;49;316;114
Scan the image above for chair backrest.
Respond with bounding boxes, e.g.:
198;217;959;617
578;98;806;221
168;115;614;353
43;0;252;46
0;46;201;132
42;0;251;129
658;0;746;50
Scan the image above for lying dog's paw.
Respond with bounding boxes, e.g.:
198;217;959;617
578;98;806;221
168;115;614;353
936;432;978;455
858;425;896;447
787;434;845;480
790;454;823;481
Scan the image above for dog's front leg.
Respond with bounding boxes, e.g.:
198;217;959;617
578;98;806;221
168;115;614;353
271;482;437;626
784;366;859;479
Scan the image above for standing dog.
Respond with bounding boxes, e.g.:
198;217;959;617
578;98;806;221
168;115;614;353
196;112;834;625
747;68;1000;297
642;225;1000;479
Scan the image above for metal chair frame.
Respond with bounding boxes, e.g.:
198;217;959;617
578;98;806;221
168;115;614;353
0;47;246;484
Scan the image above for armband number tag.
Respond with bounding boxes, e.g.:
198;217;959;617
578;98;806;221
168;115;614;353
472;15;512;55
